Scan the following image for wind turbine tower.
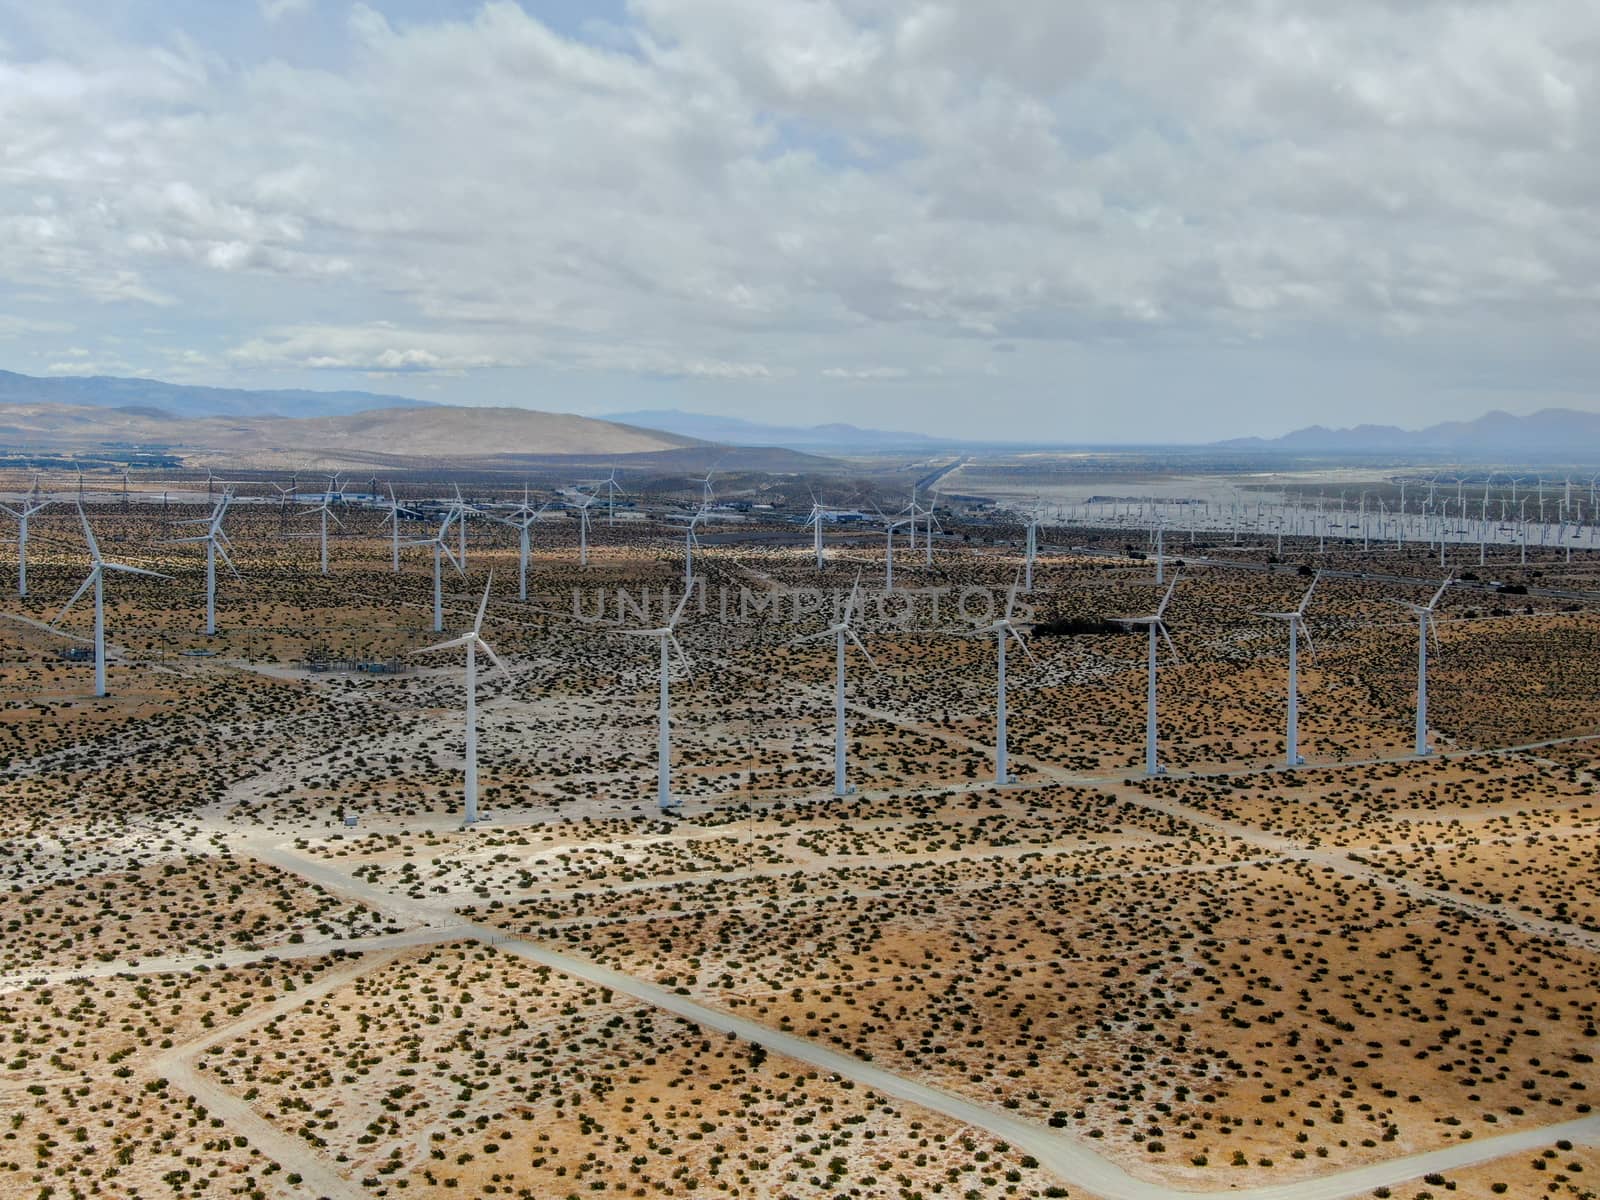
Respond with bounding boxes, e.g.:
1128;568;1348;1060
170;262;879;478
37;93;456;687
170;491;240;635
1389;577;1452;757
417;574;509;827
794;570;875;796
0;497;50;597
623;588;694;811
1257;572;1319;766
54;505;171;697
1116;577;1180;777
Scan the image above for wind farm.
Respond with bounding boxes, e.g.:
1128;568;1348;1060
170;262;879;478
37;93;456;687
3;446;1600;1200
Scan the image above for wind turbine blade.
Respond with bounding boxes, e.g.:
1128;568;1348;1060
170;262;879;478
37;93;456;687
1008;624;1038;666
215;542;242;580
1156;576;1179;618
844;568;864;623
1004;564;1022;619
103;562;172;580
846;628;879;672
473;572;493;632
442;543;465;576
1299;570;1321;614
1427;575;1454;610
668;633;692;671
54;569;98;624
1300;620;1318;661
669;585;694;628
788;628;836;647
416;634;475;654
1158;621;1180;665
76;504;100;559
478;638;512;680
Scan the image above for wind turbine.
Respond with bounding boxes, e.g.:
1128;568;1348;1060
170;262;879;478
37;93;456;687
380;484;420;573
296;496;343;576
622;587;694;811
695;468;716;511
590;467;624;526
1;497;50;597
1115;577;1180;777
53;505;170;697
417;573;509;827
449;485;473;568
966;566;1035;785
490;489;549;602
1021;507;1043;591
1257;572;1319;766
405;509;464;633
804;498;831;570
568;493;596;567
273;481;298;531
882;516;914;591
676;510;707;588
1389;576;1452;757
168;491;239;635
922;491;943;565
793;570;876;796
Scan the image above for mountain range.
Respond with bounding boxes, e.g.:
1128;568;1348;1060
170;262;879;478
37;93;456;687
1219;409;1600;457
0;370;435;420
5;369;1600;461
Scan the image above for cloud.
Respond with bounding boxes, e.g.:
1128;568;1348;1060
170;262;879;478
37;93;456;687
259;0;312;22
0;1;1596;437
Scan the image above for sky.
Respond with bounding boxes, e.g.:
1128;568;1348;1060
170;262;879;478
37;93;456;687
0;1;1596;443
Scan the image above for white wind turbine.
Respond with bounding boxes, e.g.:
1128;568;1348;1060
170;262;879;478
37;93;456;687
296;495;343;576
168;490;240;635
449;485;473;568
882;515;914;591
591;467;624;526
965;566;1035;785
417;573;509;827
922;491;943;565
568;493;596;567
1388;576;1452;757
793;569;876;796
1;496;50;597
1021;506;1043;591
1115;576;1180;777
490;489;549;602
405;509;464;633
804;497;832;570
695;468;717;511
53;505;171;697
622;587;694;811
1257;572;1319;766
676;509;707;588
380;484;420;573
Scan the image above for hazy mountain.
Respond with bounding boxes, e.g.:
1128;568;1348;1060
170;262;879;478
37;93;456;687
0;401;705;470
604;408;954;450
1219;408;1600;457
0;369;436;419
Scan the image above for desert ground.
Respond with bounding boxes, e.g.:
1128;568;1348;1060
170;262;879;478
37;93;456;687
2;474;1598;1200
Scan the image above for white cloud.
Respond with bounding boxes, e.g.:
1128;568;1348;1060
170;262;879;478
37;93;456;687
0;1;1596;437
259;0;312;22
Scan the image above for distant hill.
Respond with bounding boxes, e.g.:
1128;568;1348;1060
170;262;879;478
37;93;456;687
1220;408;1600;457
0;401;708;470
605;408;955;450
0;369;436;419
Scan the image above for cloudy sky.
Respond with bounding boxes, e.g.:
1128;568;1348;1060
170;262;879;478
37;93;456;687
1;1;1595;442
